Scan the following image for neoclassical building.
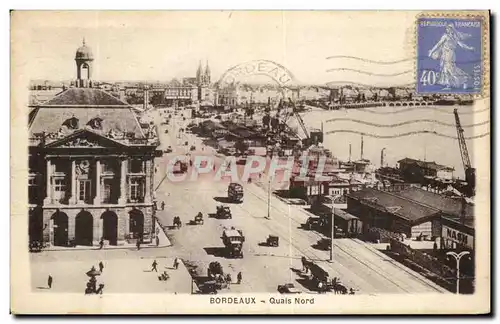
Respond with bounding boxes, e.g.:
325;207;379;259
28;41;161;247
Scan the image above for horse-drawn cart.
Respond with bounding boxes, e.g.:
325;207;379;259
266;235;279;247
194;213;204;225
198;281;218;294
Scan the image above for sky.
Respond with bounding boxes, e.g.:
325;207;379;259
14;11;419;86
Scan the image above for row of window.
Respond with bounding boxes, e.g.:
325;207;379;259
29;158;147;174
30;177;146;204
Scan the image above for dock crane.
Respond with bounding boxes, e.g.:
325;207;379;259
454;108;476;197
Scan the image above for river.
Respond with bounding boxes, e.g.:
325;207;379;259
297;105;490;179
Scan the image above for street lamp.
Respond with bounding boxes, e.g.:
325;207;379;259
329;195;342;262
446;251;470;294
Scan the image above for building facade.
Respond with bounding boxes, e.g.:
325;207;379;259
28;42;160;247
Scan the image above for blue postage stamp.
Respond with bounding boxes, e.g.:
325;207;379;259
416;17;484;95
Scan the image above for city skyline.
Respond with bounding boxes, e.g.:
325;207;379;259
21;11;416;86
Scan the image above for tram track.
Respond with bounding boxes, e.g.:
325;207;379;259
242;182;444;293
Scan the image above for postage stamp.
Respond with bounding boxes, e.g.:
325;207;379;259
416;14;486;95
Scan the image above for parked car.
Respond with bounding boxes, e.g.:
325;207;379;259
164;146;173;153
277;283;301;294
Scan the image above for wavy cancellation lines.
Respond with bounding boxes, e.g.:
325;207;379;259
325;68;412;77
325;55;483;66
325;118;490;129
359;106;490;115
325;130;490;140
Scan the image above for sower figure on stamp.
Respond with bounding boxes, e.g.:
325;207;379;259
427;24;475;90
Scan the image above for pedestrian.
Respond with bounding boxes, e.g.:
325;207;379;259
152;260;158;272
161;201;165;210
433;241;438;252
156;236;160;247
99;261;104;273
99;237;104;250
173;257;179;270
136;240;141;251
47;275;53;289
237;272;242;284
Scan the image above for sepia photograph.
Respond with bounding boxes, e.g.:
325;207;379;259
10;10;491;314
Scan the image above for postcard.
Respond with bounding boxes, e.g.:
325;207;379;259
11;10;490;314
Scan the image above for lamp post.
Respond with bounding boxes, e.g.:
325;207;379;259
446;251;470;294
329;195;341;262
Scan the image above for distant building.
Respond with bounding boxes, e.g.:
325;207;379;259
28;40;160;248
398;157;455;182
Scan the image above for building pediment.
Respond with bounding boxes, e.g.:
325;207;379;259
45;129;127;149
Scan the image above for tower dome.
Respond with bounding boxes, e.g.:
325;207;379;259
75;39;94;61
75;38;94;88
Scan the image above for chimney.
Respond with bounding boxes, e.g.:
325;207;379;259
381;148;386;167
360;136;364;160
119;88;126;102
349;143;352;162
143;88;149;110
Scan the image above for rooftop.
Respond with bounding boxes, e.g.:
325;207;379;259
347;188;441;224
29;88;149;145
396;187;474;219
397;157;454;171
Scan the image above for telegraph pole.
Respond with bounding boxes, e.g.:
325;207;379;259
267;176;271;219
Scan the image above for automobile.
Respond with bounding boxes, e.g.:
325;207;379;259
316;238;332;251
216;205;232;219
304;217;323;230
277;283;301;294
164;146;173;153
288;198;307;206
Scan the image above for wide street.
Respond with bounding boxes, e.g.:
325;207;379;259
152;108;448;295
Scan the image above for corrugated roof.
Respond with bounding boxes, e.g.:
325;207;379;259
335;209;359;221
396;187;474;219
347;188;440;223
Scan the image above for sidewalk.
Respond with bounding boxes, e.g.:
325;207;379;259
31;256;194;294
43;219;172;252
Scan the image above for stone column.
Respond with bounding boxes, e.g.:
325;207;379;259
48;218;54;246
93;159;101;205
144;159;152;203
43;159;52;205
118;158;128;205
69;160;77;204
